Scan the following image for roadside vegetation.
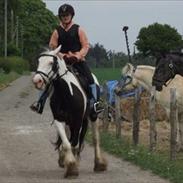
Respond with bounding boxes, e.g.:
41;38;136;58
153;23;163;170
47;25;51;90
86;131;183;183
0;56;30;90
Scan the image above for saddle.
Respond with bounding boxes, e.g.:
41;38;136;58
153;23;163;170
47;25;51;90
67;65;104;120
67;65;91;99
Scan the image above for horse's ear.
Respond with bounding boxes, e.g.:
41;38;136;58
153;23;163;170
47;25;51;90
127;63;134;71
122;63;133;74
52;45;61;55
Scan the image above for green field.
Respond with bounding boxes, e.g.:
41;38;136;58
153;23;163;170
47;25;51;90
92;68;121;84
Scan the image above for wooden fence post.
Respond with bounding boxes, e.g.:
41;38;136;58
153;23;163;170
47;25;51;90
149;86;157;152
132;88;141;145
115;94;121;138
102;82;110;131
170;88;177;160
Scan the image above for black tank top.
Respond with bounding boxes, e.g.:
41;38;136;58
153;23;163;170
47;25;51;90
56;24;82;53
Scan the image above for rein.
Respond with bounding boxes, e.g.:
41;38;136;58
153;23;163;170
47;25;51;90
35;54;69;97
36;54;68;84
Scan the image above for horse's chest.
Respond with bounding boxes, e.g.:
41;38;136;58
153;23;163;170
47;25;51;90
51;79;85;110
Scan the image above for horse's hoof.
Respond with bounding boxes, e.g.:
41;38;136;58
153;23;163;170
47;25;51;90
58;158;64;168
58;151;65;168
94;157;108;172
64;162;79;178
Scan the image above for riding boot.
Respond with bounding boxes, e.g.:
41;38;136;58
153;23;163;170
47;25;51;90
89;83;104;114
30;91;48;114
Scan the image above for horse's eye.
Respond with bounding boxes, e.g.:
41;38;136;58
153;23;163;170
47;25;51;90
169;63;173;68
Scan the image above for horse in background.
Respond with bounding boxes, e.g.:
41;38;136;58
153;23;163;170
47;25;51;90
152;52;183;91
115;63;183;152
32;46;107;178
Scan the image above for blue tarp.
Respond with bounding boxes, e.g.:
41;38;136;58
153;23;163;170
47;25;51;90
103;80;143;105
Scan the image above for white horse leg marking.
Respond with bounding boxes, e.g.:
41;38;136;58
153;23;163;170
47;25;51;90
91;118;107;172
54;120;78;177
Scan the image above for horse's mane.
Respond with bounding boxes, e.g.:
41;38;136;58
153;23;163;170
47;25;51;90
137;65;155;71
40;47;51;55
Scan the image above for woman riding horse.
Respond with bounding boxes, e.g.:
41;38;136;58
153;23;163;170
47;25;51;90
30;3;103;114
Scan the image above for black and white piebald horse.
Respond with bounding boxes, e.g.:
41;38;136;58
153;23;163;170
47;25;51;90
32;46;107;178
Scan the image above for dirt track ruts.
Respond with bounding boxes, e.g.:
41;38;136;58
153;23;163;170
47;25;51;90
0;75;170;183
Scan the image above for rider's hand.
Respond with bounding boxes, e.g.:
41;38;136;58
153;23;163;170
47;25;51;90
63;55;78;65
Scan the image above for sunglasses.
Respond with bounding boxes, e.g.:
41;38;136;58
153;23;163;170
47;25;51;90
60;13;70;17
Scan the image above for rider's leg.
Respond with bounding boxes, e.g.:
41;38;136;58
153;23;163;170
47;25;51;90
30;90;47;114
73;62;103;113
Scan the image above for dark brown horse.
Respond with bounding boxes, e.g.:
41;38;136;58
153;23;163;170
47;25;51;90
152;53;183;91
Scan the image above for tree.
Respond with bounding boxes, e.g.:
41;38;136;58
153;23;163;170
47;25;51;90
17;0;58;70
87;43;109;68
135;23;183;57
0;0;58;70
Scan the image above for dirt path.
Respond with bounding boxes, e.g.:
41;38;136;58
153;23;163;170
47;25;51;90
0;75;171;183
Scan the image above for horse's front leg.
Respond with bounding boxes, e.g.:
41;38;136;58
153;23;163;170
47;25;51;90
91;118;108;172
55;120;79;178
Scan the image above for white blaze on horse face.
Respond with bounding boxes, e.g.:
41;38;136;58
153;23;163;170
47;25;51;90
32;56;54;90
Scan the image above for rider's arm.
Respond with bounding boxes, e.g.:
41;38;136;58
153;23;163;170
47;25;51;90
49;30;58;50
49;30;66;59
74;27;90;60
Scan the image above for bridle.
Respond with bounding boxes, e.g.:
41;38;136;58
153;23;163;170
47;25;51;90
36;54;68;85
156;57;176;87
116;64;136;93
164;60;175;87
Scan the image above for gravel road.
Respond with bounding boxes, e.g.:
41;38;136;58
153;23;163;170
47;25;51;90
0;75;171;183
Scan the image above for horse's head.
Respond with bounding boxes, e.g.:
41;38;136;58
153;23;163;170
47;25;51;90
152;54;177;91
115;63;137;95
32;45;65;90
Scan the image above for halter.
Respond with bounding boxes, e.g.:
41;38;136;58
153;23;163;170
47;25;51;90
162;58;176;87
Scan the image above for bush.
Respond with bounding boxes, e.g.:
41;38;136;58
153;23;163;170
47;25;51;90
7;43;21;56
0;56;30;74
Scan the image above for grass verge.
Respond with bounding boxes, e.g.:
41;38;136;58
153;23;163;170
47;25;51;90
86;130;183;183
0;72;20;90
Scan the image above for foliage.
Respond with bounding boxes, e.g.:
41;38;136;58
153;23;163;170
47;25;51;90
18;0;58;70
7;43;21;56
0;71;20;90
0;0;58;70
87;43;129;68
135;23;183;57
86;131;183;183
0;56;29;74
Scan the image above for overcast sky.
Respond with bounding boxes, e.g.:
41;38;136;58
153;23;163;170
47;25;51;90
42;0;183;54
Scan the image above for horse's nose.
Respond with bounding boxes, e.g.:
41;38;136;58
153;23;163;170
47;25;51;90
32;75;43;88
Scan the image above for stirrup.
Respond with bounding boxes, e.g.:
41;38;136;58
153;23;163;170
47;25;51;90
94;101;104;114
30;102;42;114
